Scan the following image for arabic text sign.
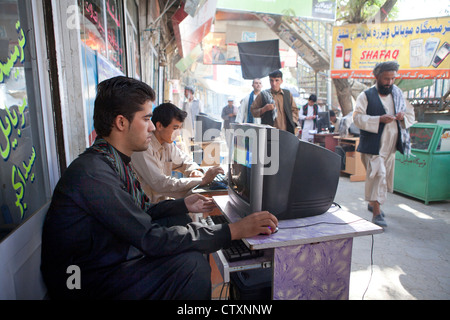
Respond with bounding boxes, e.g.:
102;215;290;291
0;20;39;222
331;17;450;79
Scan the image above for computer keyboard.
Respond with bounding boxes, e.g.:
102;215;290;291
208;173;228;190
201;215;264;262
214;173;227;183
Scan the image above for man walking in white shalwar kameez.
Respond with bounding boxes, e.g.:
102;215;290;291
353;61;415;227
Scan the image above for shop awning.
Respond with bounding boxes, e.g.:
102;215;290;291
172;0;218;58
395;79;435;91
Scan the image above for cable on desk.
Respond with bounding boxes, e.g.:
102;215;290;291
219;282;230;300
332;201;341;208
277;202;367;230
277;218;366;231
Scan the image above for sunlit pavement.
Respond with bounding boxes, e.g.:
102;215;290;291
334;175;450;300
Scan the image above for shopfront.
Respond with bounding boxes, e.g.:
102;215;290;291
0;0;157;243
0;0;61;299
0;0;57;242
0;0;161;299
78;0;142;144
0;0;160;299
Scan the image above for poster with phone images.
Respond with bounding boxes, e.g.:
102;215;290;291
331;16;450;79
202;32;227;65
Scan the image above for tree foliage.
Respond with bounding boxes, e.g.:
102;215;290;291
336;0;398;24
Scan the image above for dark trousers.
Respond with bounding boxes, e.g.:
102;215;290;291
56;213;212;300
104;249;212;300
110;213;211;300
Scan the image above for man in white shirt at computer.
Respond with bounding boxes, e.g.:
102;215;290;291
131;103;223;203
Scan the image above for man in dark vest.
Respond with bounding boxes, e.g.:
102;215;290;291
250;70;299;134
353;61;415;227
299;94;322;142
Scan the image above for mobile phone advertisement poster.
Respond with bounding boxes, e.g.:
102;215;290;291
331;16;450;79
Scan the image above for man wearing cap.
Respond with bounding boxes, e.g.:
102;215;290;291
353;61;415;227
221;97;237;130
182;86;204;144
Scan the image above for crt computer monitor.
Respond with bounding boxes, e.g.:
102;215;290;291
228;123;341;220
316;111;331;133
195;113;222;142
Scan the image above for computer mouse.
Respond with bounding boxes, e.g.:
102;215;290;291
259;226;278;235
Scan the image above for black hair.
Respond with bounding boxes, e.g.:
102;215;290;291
308;94;317;102
94;76;155;137
373;61;400;77
151;103;187;127
269;70;283;78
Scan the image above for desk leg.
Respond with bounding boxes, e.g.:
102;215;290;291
272;238;353;300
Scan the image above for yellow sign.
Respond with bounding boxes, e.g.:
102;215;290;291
331;17;450;79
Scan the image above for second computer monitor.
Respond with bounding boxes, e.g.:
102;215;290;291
316;111;331;133
195;113;222;142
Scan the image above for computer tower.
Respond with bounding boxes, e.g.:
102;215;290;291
229;268;272;300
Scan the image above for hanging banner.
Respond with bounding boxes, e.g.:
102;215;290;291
175;44;203;72
225;43;297;67
238;39;281;79
172;0;218;58
331;16;450;79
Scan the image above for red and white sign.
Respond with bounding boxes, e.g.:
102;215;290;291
172;0;218;58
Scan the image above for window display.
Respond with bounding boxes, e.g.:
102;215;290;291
78;0;125;72
0;0;51;240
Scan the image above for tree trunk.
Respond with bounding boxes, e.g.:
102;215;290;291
350;78;369;100
333;78;354;116
368;0;398;24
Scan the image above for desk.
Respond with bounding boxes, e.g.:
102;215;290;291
212;195;383;300
334;136;366;182
313;133;339;152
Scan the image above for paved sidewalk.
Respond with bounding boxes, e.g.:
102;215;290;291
334;176;450;300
